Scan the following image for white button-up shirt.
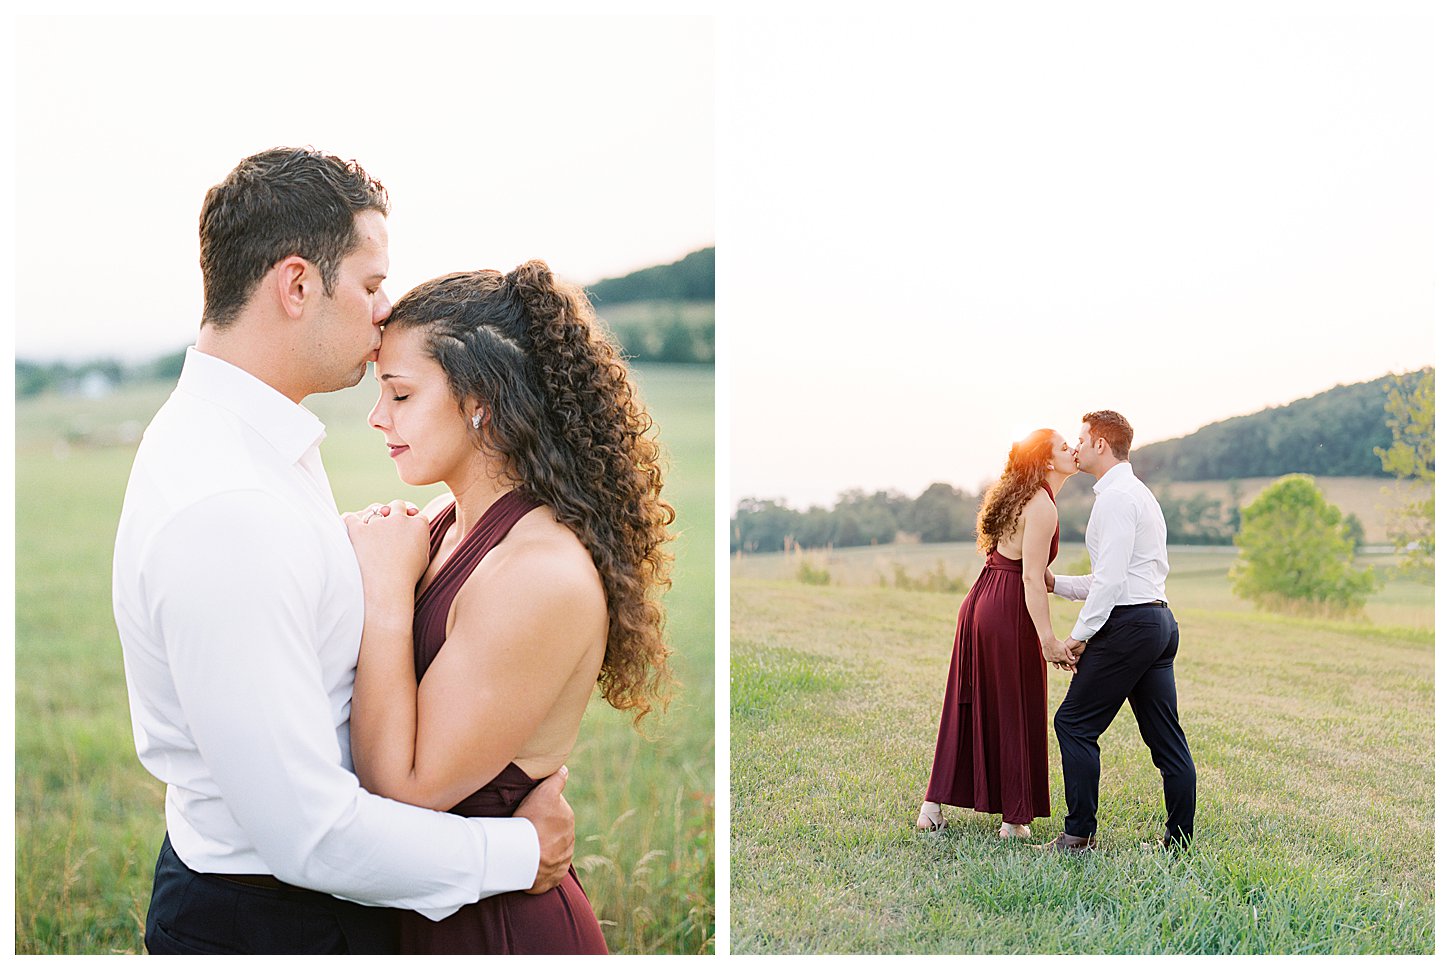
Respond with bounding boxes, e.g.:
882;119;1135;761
112;348;537;918
1052;462;1170;642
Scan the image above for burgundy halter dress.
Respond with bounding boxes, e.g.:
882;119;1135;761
924;483;1058;825
398;490;608;955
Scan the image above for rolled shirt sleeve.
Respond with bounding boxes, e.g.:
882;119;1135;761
1069;492;1136;643
144;490;537;918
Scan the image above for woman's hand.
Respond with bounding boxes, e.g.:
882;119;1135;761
1041;637;1075;671
344;500;428;599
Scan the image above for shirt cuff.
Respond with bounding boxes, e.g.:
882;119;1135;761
412;816;540;921
1070;621;1097;643
479;816;541;895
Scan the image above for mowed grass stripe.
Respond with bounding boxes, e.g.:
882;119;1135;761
729;579;1432;954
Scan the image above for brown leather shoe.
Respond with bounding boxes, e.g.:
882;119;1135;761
1034;832;1097;854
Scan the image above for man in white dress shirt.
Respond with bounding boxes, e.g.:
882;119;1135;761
112;148;573;953
1039;410;1197;853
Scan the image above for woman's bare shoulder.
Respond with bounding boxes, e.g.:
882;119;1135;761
1023;488;1058;519
468;508;605;613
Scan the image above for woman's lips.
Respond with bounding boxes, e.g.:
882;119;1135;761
388;444;409;459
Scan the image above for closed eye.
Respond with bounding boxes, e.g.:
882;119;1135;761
392;395;409;402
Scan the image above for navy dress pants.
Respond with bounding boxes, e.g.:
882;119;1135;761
1053;604;1197;844
144;833;400;954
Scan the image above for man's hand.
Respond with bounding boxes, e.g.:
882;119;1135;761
514;765;574;895
1044;568;1055;593
1041;638;1073;669
1065;637;1087;661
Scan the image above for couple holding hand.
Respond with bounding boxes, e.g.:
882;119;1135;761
917;412;1197;852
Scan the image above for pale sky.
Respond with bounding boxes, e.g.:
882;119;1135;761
13;12;713;362
6;4;1441;505
722;4;1437;508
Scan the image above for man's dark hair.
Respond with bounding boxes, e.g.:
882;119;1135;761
1082;410;1133;461
199;147;390;327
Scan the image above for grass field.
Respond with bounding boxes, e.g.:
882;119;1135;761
732;541;1433;631
15;362;714;954
730;545;1434;954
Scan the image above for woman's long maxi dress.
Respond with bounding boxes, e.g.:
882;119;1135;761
924;483;1057;825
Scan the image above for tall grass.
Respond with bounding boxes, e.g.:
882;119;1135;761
15;363;714;954
729;552;1433;954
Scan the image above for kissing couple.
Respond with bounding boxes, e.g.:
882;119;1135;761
113;148;674;953
915;412;1197;852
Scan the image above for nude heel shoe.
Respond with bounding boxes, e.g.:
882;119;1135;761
916;801;945;832
1000;822;1031;839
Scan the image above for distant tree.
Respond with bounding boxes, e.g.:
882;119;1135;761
731;498;799;554
15;357;127;398
1157;489;1236;544
91;359;124;384
1373;368;1434;581
833;489;908;546
16;361;55;398
657;319;699;363
1229;474;1379;616
138;348;187;382
794;507;836;549
905;482;977;543
1342;512;1366;552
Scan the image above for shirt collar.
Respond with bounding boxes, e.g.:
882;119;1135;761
1092;461;1134;494
175;347;326;464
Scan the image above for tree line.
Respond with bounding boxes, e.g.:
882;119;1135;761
17;248;719;398
734;368;1431;555
731;481;1260;554
17;352;187;398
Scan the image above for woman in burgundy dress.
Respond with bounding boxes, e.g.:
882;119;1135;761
916;428;1079;839
344;261;674;953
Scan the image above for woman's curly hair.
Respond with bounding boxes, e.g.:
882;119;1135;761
976;428;1056;554
385;260;675;723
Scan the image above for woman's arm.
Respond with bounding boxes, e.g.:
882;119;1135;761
1020;494;1071;667
346;501;430;798
350;517;605;812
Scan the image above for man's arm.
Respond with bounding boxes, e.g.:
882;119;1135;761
145;491;542;918
1068;492;1135;643
1052;571;1093;601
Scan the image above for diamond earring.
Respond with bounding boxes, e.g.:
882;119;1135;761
471;413;482;429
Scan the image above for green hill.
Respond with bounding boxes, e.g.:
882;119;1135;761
1129;369;1431;482
586;247;714;365
586;247;714;305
